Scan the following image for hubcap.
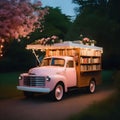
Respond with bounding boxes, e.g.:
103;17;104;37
90;81;95;93
55;85;63;100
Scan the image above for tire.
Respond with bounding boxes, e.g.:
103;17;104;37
52;83;64;101
23;91;34;98
88;80;96;93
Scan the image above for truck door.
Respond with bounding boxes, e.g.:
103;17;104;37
65;60;77;87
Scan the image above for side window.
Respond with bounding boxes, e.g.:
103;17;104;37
66;61;74;68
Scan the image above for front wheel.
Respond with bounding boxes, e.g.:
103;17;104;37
52;84;64;101
88;80;96;93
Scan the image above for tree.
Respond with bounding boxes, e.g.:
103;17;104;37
30;7;72;41
0;0;48;42
69;0;120;69
0;6;72;71
42;7;72;39
108;0;120;22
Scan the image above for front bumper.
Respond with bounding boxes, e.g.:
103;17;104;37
17;86;50;93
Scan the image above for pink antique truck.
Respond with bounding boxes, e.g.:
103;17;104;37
17;41;103;101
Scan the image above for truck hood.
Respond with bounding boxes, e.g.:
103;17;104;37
28;66;65;76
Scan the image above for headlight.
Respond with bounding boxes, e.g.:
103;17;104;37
19;76;22;80
45;76;51;81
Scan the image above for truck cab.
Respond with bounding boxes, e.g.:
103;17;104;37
17;56;77;101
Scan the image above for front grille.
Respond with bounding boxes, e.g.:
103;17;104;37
23;76;45;87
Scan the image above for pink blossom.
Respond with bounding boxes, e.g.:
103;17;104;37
83;37;90;42
0;0;48;42
51;35;58;40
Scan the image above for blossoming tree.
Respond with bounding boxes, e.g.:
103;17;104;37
0;0;48;42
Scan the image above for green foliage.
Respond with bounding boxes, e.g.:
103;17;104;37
112;71;120;91
69;0;120;69
0;72;22;99
44;7;72;38
30;7;72;40
108;0;120;22
0;7;72;72
102;70;114;85
0;40;36;72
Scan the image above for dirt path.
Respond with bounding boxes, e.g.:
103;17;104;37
0;88;115;120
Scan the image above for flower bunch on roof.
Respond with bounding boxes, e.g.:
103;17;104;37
82;37;90;44
81;37;96;45
34;35;59;45
90;40;96;44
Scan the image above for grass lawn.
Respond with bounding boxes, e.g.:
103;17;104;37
0;72;22;99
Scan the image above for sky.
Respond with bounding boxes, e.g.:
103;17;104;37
33;0;78;19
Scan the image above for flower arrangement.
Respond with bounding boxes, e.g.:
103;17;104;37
81;37;96;46
82;37;90;45
90;40;96;45
34;35;59;45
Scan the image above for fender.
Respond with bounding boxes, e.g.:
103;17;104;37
46;74;68;92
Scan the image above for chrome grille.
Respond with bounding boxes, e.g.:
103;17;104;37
23;76;45;86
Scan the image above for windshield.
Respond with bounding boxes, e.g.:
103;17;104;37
41;58;65;67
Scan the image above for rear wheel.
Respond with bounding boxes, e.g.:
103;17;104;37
52;84;64;101
88;80;96;93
